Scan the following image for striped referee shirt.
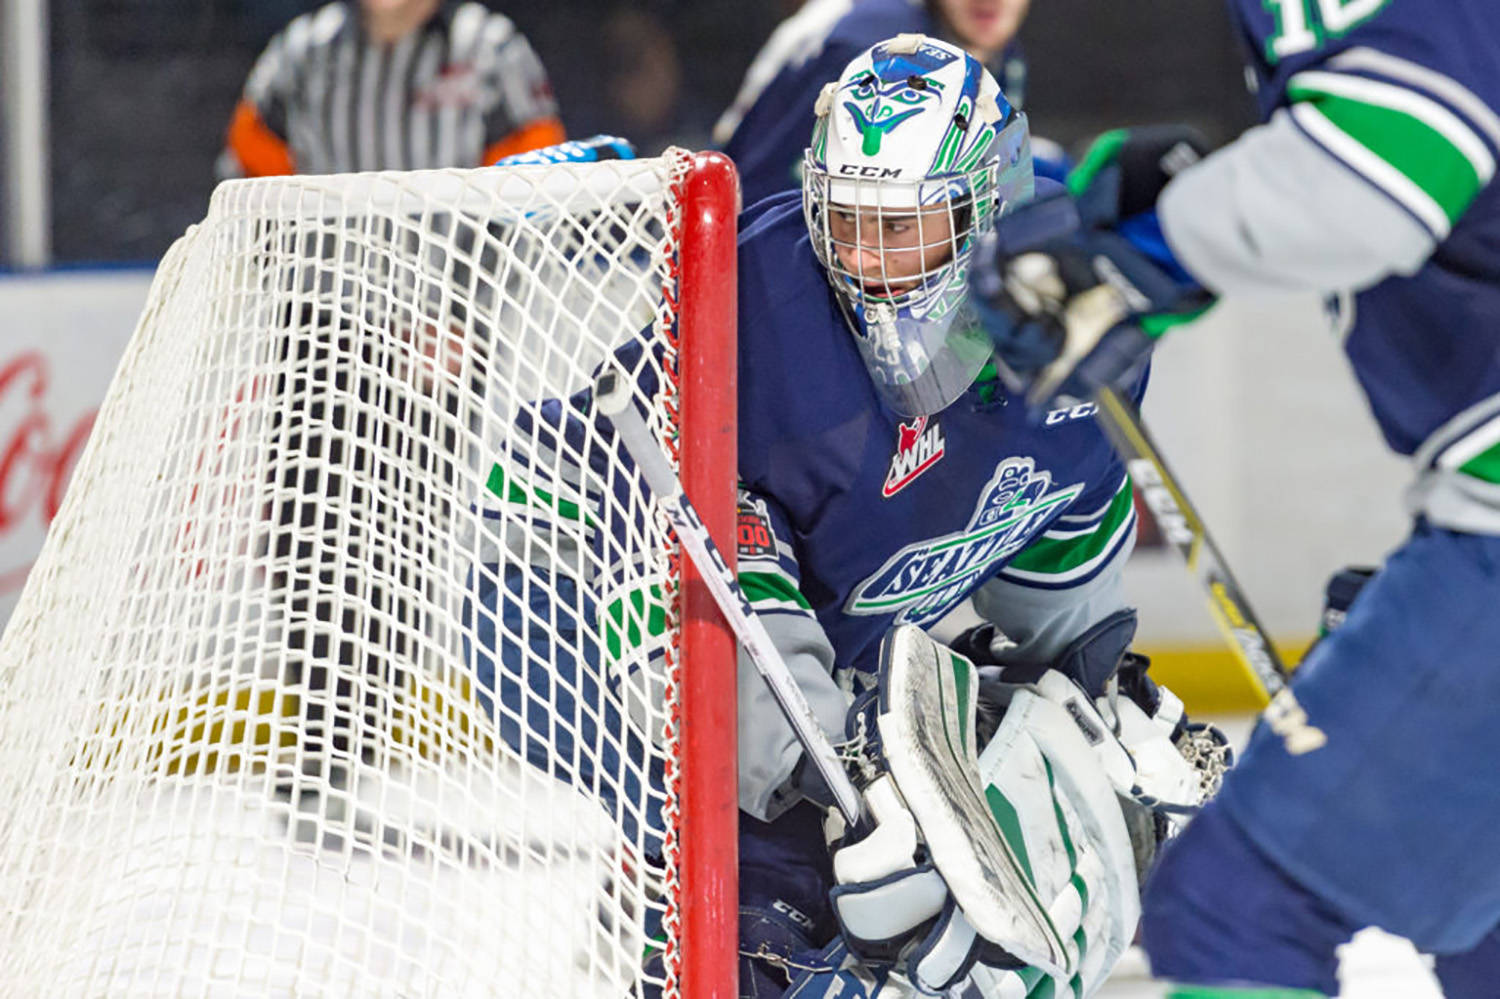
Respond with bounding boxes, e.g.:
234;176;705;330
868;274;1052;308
221;1;563;178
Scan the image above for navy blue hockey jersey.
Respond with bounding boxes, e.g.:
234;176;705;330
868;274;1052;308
1226;0;1500;524
734;191;1137;690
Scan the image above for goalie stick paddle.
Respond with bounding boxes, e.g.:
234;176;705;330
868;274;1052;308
1092;384;1326;756
594;370;868;827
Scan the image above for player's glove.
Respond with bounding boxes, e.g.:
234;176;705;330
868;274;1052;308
969;126;1216;414
490;133;636;167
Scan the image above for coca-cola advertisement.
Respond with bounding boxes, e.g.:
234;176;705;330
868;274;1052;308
0;271;151;632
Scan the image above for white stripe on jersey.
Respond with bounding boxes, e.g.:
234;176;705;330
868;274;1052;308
1414;390;1500;470
1055;474;1130;526
1330;47;1500;152
328;26;356;173
711;0;857;144
410;33;443;169
357;33;383;171
1290;101;1452;237
385;33;418;168
1291;70;1495;184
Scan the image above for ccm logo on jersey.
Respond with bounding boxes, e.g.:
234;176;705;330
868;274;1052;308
883;416;945;497
1045;401;1096;425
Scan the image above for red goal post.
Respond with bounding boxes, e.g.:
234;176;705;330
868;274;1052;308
0;149;740;997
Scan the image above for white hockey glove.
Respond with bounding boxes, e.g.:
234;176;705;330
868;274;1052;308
822;626;1143;996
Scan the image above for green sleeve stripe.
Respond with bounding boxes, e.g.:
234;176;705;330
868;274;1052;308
601;584;668;659
1288;71;1492;229
487;463;598;528
1004;479;1134;579
739;570;811;610
1065;129;1129;199
1430;410;1500;483
1140;300;1214;340
1290;102;1452;236
1454;439;1500;484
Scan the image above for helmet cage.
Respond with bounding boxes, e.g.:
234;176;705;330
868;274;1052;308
802;107;1032;416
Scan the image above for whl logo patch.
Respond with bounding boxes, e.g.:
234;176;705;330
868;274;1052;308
850;457;1084;625
883;416;946;497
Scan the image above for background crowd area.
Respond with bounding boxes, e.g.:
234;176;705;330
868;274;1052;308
2;0;1253;266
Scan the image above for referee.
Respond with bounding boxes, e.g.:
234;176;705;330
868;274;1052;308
220;0;565;177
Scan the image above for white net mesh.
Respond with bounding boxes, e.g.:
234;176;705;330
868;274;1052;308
0;150;728;997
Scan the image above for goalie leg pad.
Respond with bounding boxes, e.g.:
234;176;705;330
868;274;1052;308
876;626;1068;975
875;626;1140;991
978;680;1141;988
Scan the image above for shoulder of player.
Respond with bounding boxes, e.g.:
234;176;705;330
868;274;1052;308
825;0;933;48
734;199;873;467
1236;0;1500;124
248;2;350;89
440;2;533;58
735;193;834;343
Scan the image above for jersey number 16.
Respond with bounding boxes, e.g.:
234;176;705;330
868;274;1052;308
1264;0;1391;61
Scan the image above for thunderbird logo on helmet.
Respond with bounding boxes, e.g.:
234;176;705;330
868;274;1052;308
840;43;957;156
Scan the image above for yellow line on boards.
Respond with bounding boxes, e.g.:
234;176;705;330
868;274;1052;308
1138;636;1315;714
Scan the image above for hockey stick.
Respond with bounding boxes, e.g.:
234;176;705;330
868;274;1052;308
593;370;867;827
990;203;1328;756
1091;384;1327;755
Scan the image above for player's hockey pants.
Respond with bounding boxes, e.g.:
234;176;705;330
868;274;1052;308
1142;521;1500;991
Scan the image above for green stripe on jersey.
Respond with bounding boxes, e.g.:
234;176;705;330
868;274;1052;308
1458;439;1500;483
1004;478;1134;579
1141;300;1215;340
1287;76;1488;227
739;570;811;610
602;584;667;659
487;464;598;528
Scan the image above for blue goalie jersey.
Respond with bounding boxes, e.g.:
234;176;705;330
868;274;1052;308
1227;0;1500;530
734;190;1138;706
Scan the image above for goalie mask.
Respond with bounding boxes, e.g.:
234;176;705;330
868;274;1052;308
804;34;1033;417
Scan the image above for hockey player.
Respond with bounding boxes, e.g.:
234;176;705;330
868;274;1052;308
714;0;1034;206
964;2;1500;995
472;36;1224;997
727;33;1223;996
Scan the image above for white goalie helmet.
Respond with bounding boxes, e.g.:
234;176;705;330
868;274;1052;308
803;33;1033;416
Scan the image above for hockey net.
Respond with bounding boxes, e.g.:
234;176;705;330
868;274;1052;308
0;150;739;997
